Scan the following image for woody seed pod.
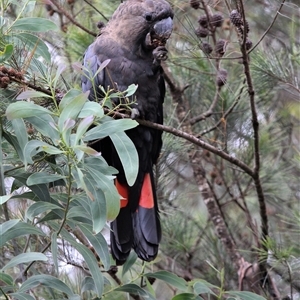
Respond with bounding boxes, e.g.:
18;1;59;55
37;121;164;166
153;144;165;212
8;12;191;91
201;41;213;54
195;27;209;38
211;13;224;27
245;39;253;50
229;10;243;27
215;39;227;56
0;66;8;74
216;69;228;87
190;0;200;9
198;15;208;28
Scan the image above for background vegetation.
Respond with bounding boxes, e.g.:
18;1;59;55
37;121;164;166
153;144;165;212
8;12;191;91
0;0;299;299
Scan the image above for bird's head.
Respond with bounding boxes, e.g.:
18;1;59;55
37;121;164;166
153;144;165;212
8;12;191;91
105;0;173;52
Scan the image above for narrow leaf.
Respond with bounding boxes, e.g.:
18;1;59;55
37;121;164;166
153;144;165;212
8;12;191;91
79;224;110;271
60;230;104;296
1;253;48;271
19;275;74;296
0;219;20;235
6;101;53;120
26;202;62;221
115;284;155;300
144;271;187;291
16;90;52;100
83;118;138;141
225;291;267;300
0;194;12;205
51;232;59;274
27;172;66;186
122;252;138;277
11;18;58;32
172;294;203;300
13;33;51;62
0;222;45;247
8;293;35;300
110;132;138;186
0;44;13;63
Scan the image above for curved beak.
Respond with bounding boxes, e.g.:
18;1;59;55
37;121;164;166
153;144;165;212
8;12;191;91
153;17;173;41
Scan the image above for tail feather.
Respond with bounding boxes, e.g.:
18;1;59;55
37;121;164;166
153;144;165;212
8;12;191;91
111;173;161;264
133;172;161;261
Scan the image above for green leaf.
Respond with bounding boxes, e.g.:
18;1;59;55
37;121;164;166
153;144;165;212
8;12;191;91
125;84;138;97
225;291;267;300
16;90;52;100
59;89;82;111
27;172;66;186
26;202;63;221
0;273;14;286
83;171;107;232
172;294;203;300
81;277;95;293
83;118;138;141
1;253;48;271
78;101;104;118
110;132;138;186
115;284;156;300
6;101;53;120
84;163;120;221
11;118;28;160
26;114;60;144
8;293;35;300
58;92;88;132
19;275;74;296
0;44;13;63
74;115;94;145
51;232;59;274
0;194;12;205
0;222;45;247
13;33;51;62
2;130;25;161
122;251;138;277
144;271;187;291
10;172;51;202
59;229;104;296
24;140;64;164
0;219;20;235
11;17;58;32
79;224;110;271
193;281;217;296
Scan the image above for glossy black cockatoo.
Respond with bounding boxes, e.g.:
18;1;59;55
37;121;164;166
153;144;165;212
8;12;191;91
81;0;173;264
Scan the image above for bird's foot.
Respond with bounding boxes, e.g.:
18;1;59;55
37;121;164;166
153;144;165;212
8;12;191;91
152;46;168;64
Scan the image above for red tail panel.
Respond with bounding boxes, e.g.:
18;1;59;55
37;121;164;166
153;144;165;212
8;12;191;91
139;173;154;209
115;179;129;208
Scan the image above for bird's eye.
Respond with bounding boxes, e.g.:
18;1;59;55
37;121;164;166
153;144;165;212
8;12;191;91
145;13;152;22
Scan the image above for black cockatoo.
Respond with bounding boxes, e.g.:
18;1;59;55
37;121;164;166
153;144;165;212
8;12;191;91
82;0;173;264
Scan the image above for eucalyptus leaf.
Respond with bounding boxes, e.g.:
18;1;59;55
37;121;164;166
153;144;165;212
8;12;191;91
8;293;35;300
6;101;53;120
0;44;13;63
83;118;138;141
11;17;58;32
26;201;63;221
27;172;66;186
13;32;51;62
19;274;74;296
79;224;110;271
144;271;187;291
110;132;138;186
1;253;48;271
0;222;45;247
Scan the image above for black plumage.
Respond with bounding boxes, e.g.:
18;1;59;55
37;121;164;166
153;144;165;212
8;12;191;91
82;0;173;264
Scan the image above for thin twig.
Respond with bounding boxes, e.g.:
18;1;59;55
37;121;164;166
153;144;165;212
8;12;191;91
249;0;286;53
50;0;97;37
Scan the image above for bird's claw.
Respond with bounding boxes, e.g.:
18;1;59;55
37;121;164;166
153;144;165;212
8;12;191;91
153;46;168;63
